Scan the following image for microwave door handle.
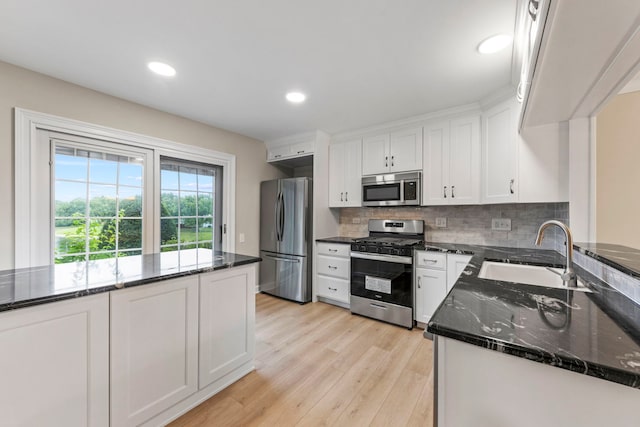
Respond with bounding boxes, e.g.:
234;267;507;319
400;180;405;202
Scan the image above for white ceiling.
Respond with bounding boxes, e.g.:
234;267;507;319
0;0;517;141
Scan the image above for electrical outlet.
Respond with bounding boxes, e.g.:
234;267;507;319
491;218;511;231
435;217;447;228
352;217;361;224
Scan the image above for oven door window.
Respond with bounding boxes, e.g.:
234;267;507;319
351;257;412;307
362;183;401;202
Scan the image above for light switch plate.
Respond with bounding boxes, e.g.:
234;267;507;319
239;233;246;243
435;217;447;228
492;218;511;231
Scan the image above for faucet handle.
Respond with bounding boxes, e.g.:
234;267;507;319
546;267;577;286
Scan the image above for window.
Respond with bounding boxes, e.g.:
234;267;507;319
159;157;223;259
14;108;236;268
53;145;144;263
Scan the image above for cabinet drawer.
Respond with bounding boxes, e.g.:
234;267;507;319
317;255;350;279
415;251;446;270
267;145;291;161
290;140;314;156
317;242;350;258
316;276;349;303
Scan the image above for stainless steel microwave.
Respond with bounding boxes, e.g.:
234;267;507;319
362;172;421;207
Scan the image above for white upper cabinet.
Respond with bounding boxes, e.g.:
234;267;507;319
423;121;449;205
482;100;518;204
482;97;568;204
390;127;423;172
329;139;362;207
266;132;316;162
362;134;390;175
423;116;480;205
449;117;481;204
362;127;422;175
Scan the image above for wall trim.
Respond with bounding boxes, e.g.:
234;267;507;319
331;102;482;142
14;107;236;268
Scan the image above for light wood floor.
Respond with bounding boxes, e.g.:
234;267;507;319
169;293;434;426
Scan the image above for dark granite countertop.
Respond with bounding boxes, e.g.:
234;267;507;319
575;242;640;279
315;236;363;244
423;242;640;390
0;250;261;313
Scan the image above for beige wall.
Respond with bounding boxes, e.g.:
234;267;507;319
0;60;286;269
596;91;640;249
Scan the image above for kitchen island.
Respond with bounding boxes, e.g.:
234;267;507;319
424;243;640;427
0;250;261;427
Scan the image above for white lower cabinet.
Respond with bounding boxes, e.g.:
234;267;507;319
446;254;472;291
414;252;472;324
414;251;447;324
415;267;448;324
110;276;199;427
0;293;109;427
199;266;256;389
316;242;351;305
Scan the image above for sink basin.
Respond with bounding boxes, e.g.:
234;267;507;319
478;261;591;292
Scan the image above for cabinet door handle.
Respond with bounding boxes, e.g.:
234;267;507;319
510;179;515;194
328;248;338;253
391;155;394;166
328;287;337;291
345;191;348;201
417;276;422;289
328;265;338;270
385;156;388;167
297;150;305;154
274;154;282;159
529;0;539;21
443;186;447;198
340;192;343;202
425;259;438;264
451;185;455;198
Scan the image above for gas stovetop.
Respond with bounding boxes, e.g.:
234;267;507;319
352;236;424;246
351;236;424;256
351;219;425;256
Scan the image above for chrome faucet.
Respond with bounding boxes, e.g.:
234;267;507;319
534;220;578;288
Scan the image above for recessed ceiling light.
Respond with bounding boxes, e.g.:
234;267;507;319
286;92;306;103
477;34;513;54
147;61;176;77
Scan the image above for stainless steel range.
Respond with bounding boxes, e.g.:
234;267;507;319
350;219;424;329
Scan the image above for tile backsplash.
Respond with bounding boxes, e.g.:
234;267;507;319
338;202;569;251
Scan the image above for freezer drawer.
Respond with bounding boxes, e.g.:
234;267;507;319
259;251;310;303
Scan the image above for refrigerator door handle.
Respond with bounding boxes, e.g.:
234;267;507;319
275;192;281;241
263;254;301;263
274;192;279;241
279;192;285;242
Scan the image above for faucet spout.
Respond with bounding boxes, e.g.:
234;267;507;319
534;220;577;288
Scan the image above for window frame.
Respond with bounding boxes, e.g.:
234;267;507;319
154;154;229;252
50;133;154;264
14;108;236;268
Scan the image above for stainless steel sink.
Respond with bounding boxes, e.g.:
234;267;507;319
478;261;591;292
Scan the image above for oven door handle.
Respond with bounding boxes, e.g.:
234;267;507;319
350;252;413;264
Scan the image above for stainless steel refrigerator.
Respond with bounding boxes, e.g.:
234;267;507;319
259;177;313;303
